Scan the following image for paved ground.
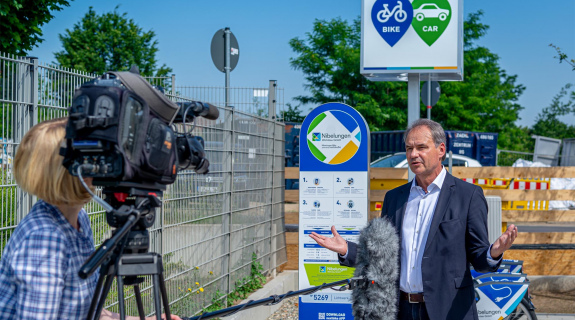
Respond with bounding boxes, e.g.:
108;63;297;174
266;297;575;319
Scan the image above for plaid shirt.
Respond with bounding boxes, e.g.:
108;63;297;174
0;200;99;319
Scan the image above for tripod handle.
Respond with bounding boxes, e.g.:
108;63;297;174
79;237;115;279
79;214;139;279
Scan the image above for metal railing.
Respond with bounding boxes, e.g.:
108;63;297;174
0;52;287;317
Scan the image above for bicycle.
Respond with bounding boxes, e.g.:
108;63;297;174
472;260;537;320
376;1;408;23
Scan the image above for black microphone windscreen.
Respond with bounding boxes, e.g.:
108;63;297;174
352;218;399;320
203;103;219;120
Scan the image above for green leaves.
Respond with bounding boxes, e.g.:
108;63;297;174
0;0;71;55
55;6;171;77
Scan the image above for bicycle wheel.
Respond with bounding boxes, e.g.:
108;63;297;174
505;298;537;320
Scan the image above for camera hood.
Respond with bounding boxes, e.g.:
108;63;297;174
108;71;180;124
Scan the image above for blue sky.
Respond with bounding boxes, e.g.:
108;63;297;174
30;0;575;127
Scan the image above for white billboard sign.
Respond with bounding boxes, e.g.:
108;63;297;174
361;0;464;81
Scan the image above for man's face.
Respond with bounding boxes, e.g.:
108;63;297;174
405;126;445;177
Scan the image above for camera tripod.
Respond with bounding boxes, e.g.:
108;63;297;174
79;185;172;320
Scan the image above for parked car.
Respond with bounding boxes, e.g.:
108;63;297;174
370;152;482;168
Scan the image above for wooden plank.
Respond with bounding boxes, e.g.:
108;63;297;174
502;210;575;222
287;188;574;207
504;249;575;276
288;166;575;180
449;166;575;179
286;238;575;275
285;190;298;203
510;167;575;179
286;232;298;245
483;189;575;201
285;167;299;179
286;167;409;180
286;244;298;270
514;232;575;245
369;168;408;180
286;190;391;203
370;189;389;200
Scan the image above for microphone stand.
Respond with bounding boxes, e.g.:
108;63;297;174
184;277;373;320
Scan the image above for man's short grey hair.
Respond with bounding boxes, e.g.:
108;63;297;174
403;119;447;160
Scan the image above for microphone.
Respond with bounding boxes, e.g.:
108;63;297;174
175;101;220;122
352;217;399;320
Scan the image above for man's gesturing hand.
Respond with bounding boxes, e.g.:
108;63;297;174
309;226;348;256
491;224;518;259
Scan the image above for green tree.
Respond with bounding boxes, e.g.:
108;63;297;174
289;12;530;150
55;6;171;77
282;103;306;122
531;84;575;141
0;0;71;55
550;44;575;71
289;18;407;132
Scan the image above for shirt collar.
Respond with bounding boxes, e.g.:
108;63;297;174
410;166;447;192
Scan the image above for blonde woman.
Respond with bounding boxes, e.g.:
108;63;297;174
0;118;180;320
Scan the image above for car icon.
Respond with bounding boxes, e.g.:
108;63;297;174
413;3;450;21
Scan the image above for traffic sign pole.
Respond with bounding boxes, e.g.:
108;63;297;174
225;28;231;107
427;77;431;120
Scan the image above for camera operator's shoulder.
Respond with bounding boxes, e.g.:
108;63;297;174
13;201;64;239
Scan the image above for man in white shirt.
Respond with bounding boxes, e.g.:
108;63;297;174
310;119;517;320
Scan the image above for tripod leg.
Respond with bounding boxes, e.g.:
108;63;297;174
118;275;126;320
158;273;172;320
95;272;116;320
133;284;146;320
87;271;107;320
152;274;163;320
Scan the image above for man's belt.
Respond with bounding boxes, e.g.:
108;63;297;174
400;291;425;303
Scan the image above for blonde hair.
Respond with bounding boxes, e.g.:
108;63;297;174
13;117;92;206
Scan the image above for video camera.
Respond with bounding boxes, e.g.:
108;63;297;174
61;69;217;186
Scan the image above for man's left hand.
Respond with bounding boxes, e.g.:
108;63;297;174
491;224;518;259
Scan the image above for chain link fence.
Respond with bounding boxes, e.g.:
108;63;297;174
0;52;287;317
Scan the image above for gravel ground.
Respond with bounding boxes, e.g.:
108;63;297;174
267;296;299;320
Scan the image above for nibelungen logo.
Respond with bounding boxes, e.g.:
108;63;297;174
307;111;361;165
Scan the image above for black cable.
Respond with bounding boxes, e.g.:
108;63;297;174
185;278;355;320
223;300;254;317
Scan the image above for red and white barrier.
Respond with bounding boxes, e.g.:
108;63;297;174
509;181;549;190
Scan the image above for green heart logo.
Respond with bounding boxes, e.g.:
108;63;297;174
411;0;452;46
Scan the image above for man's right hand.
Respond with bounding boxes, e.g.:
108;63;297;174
309;226;348;256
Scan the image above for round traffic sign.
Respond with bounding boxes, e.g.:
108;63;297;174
421;81;441;107
210;28;240;73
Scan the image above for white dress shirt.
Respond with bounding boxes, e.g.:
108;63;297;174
400;167;447;293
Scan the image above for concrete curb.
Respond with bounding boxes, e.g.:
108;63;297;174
227;270;298;320
530;276;575;300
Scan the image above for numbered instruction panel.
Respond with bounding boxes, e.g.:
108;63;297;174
298;103;370;320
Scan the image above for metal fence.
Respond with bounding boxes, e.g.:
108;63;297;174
0;52;287;317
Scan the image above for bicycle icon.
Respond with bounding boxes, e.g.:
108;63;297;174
376;1;408;23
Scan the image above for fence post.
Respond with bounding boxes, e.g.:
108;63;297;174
225;106;234;297
268;80;277;121
171;74;176;95
13;57;37;222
